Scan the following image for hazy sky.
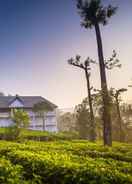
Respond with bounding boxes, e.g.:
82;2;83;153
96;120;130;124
0;0;132;108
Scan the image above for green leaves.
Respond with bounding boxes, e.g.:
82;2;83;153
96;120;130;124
0;157;25;184
33;102;53;113
0;140;131;184
12;109;30;128
76;0;117;28
6;109;30;140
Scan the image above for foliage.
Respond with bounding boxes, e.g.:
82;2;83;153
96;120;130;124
6;109;30;140
105;50;121;70
120;104;132;142
0;157;26;184
77;0;117;28
12;109;30;128
0;128;80;141
0;140;131;183
75;99;93;139
75;90;132;143
33;102;53;115
57;112;76;132
110;88;127;142
33;102;54;131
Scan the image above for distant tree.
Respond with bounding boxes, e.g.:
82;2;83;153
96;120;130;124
75;96;104;140
120;103;132;142
68;55;96;141
92;88;127;142
92;88;114;120
76;0;117;146
91;88;116;140
85;88;131;142
33;102;53;131
75;98;91;138
111;88;127;142
57;112;76;132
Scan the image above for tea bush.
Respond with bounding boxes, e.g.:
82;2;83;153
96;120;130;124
0;128;80;141
0;157;25;184
0;140;131;183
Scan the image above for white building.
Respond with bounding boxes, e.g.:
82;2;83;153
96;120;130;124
0;95;58;132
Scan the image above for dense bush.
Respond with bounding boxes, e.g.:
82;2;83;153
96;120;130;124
0;140;131;184
0;157;26;184
0;128;80;141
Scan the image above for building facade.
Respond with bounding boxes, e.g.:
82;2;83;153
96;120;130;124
0;95;57;132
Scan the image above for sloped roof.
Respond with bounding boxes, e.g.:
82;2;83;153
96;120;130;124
0;96;57;109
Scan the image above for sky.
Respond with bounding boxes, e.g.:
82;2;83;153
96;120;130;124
0;0;131;108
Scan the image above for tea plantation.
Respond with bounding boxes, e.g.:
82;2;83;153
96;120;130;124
0;140;132;184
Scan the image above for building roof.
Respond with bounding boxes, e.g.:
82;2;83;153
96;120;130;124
0;95;57;109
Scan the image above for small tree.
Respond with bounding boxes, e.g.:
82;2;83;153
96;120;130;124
33;102;53;131
68;55;96;141
8;109;30;140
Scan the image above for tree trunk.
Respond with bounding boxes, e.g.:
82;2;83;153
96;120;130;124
95;23;112;146
85;69;96;141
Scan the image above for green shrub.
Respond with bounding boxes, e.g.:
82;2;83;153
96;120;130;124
6;109;30;141
0;141;131;183
0;157;24;184
0;128;80;141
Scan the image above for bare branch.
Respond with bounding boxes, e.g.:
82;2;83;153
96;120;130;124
68;55;96;71
112;88;127;99
68;57;85;69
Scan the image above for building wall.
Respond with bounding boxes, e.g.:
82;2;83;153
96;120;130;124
27;110;57;132
0;108;57;132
